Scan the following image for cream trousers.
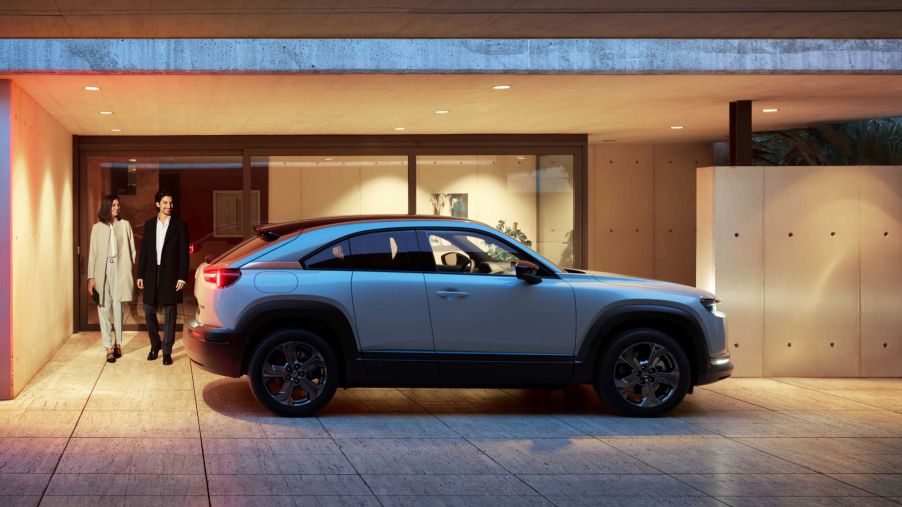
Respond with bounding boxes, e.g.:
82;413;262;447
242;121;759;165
97;259;124;349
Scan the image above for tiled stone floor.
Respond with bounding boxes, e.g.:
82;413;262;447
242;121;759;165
1;332;901;506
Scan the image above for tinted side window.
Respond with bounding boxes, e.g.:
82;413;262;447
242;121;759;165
348;230;425;272
303;240;351;270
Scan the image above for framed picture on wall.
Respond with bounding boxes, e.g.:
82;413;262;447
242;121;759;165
213;190;261;237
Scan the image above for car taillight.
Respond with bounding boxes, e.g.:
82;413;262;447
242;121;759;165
202;267;241;289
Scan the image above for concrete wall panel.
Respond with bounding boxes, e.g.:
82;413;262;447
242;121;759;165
0;81;11;399
762;167;860;377
860;166;902;376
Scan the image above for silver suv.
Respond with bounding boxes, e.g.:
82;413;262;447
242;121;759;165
185;216;732;417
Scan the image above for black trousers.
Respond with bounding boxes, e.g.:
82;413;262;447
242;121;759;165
144;303;177;355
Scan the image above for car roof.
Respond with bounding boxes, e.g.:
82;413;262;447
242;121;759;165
257;214;477;238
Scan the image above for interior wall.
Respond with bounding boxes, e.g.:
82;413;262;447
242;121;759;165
697;165;902;377
0;81;12;399
6;81;74;396
588;143;712;285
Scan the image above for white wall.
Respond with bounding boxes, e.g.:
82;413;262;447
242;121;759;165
0;80;74;397
588;143;712;285
698;165;902;377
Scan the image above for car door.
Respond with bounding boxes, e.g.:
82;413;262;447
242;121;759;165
347;229;437;385
420;228;576;385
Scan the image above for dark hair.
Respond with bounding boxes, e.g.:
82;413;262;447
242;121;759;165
154;190;174;204
97;194;119;224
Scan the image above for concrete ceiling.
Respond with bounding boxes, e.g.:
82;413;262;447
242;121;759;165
5;74;902;143
1;1;902;38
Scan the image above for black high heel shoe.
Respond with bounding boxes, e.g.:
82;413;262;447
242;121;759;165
106;351;116;363
113;344;122;358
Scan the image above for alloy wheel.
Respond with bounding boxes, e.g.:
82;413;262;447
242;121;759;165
612;341;681;408
261;341;328;407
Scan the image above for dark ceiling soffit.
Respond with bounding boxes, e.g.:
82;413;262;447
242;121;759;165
3;39;902;74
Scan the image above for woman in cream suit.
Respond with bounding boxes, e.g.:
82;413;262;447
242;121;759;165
87;195;136;363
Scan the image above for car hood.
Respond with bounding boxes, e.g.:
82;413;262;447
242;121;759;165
561;269;715;299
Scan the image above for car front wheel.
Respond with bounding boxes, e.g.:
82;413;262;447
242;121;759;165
248;329;338;417
594;328;691;417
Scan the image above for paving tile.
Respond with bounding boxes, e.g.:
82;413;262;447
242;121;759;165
337;438;479;455
126;474;207;496
207;474;289;496
198;412;264;439
1;437;71;455
322;388;425;414
86;389;196;411
0;474;52;495
436;415;587;439
362;474;535;496
282;474;372;496
379;496;552;506
827;474;902;496
257;416;331;439
547;497;725;506
735;437;902;473
774;378;902;391
123;496;209;507
472;437;655;474
782;411;902;437
346;452;505;475
56;452;132;473
45;473;128;496
520;474;702;497
635;451;810;474
276;454;357;474
0;496;40;507
673;474;872;497
673;389;769;412
680;411;854;438
6;411;81;438
294;497;382;507
553;414;713;437
267;438;341;455
38;496;126;507
318;414;457;439
203;454;282;475
0;453;60;474
821;390;902;411
865;438;902;452
717;497;899;506
210;496;295;507
704;388;880;411
130;453;205;474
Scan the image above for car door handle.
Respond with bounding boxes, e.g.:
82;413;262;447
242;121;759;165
436;289;470;300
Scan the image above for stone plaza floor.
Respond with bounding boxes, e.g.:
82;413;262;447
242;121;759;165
1;332;901;506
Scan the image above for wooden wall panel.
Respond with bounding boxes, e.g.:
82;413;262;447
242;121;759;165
860;166;902;376
762;167;861;377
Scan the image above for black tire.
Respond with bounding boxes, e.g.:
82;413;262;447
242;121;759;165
594;328;691;417
248;329;339;417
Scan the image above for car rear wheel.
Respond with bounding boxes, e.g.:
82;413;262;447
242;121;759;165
594;328;691;417
248;329;338;417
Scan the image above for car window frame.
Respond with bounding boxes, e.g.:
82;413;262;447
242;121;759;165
300;227;433;273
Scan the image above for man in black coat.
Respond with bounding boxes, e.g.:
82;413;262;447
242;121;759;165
136;190;189;366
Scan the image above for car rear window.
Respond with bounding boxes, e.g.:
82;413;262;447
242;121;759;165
210;235;278;265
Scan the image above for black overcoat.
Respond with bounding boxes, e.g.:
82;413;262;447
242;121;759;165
137;216;190;305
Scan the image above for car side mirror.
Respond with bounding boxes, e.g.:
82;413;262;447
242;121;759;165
514;260;542;285
441;251;464;266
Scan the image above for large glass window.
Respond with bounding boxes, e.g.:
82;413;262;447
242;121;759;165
252;155;408;221
416;155;574;267
82;155;244;329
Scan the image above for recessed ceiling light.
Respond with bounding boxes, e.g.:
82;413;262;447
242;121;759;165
516;156;526;160
670;125;684;130
84;86;101;91
99;111;113;115
434;110;449;114
394;127;406;131
492;85;512;90
128;158;137;162
324;158;333;161
110;128;122;132
762;108;780;113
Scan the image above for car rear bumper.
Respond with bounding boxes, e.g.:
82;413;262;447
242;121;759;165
184;319;243;377
696;354;734;385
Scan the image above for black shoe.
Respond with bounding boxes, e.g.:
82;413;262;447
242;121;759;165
147;348;159;361
106;352;116;363
113;345;122;359
162;354;173;366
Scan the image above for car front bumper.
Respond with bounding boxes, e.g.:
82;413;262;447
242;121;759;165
696;354;734;385
184;319;243;378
